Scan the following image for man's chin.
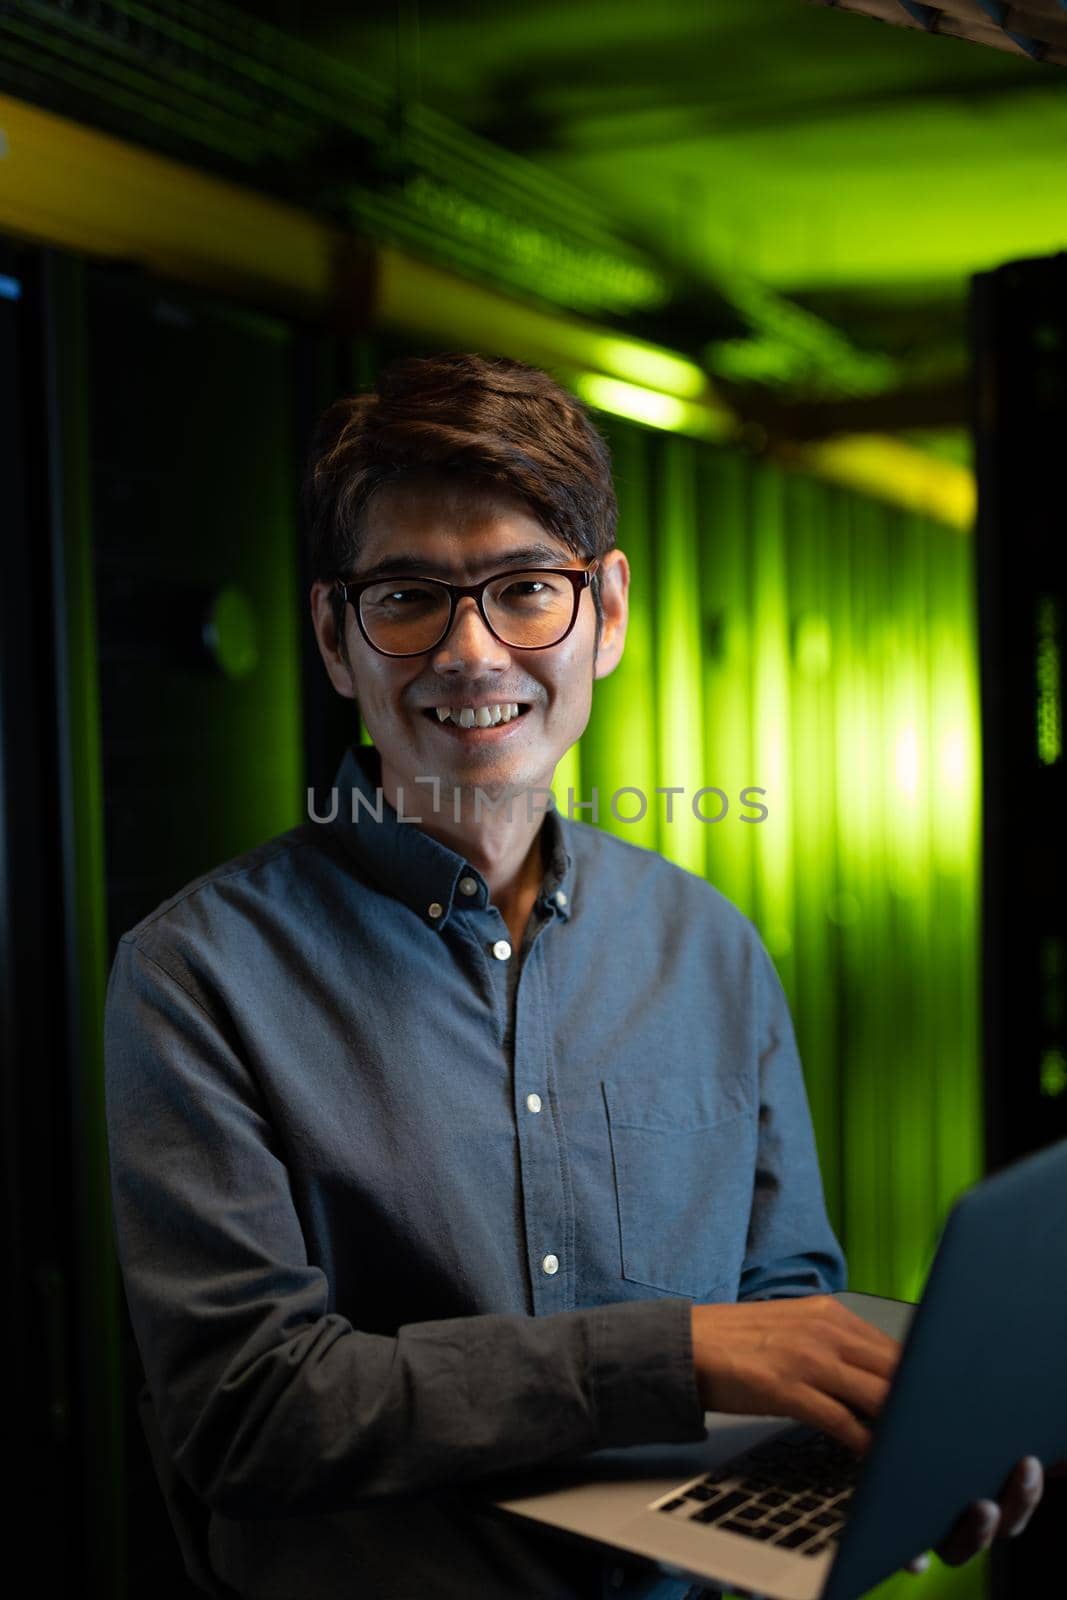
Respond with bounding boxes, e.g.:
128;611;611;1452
396;750;556;818
427;765;537;807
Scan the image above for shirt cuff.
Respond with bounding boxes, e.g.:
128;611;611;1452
590;1298;707;1449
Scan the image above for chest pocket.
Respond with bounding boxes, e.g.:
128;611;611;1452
602;1078;756;1300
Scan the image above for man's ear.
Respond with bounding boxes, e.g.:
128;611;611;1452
310;581;357;700
592;550;629;682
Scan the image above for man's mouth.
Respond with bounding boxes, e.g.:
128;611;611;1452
421;702;531;730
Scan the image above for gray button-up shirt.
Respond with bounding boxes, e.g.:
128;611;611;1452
104;742;846;1600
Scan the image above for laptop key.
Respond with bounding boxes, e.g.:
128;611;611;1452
690;1491;749;1523
774;1526;820;1550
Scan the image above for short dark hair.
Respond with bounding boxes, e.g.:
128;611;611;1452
301;352;617;660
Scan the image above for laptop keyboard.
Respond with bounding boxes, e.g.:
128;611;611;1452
649;1425;860;1558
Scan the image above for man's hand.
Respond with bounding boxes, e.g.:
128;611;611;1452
690;1299;1063;1579
690;1296;899;1455
904;1454;1067;1575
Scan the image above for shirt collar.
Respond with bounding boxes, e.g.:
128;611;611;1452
326;743;575;932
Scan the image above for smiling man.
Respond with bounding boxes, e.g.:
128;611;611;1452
312;468;610;957
104;353;1045;1600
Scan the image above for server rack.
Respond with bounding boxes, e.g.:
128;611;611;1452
972;251;1067;1599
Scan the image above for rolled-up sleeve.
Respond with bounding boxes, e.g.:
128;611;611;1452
104;937;707;1520
737;939;848;1301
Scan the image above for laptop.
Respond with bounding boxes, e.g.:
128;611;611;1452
486;1136;1067;1600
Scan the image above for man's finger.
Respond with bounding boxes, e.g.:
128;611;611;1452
834;1332;900;1382
827;1302;903;1359
998;1457;1043;1537
935;1500;999;1566
813;1357;893;1429
792;1385;874;1456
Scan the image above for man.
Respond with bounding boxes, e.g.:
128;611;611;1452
104;352;1045;1600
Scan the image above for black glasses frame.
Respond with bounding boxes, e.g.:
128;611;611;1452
333;561;600;659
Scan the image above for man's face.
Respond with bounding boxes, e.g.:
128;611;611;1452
310;474;629;811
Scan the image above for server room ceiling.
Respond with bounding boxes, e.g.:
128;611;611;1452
4;0;1066;450
227;0;1067;450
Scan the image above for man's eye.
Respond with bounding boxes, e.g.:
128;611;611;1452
374;589;429;606
501;581;546;597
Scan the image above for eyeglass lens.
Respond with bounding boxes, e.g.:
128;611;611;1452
359;570;578;653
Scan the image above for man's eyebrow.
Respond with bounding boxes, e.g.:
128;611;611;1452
350;544;573;583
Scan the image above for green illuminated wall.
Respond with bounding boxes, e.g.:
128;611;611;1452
576;419;985;1600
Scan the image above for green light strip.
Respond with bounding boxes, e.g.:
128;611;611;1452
1040;1049;1067;1098
572;373;730;439
706;268;899;399
401;176;667;315
585;337;708;400
1036;595;1063;766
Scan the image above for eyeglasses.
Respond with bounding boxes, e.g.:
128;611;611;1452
333;561;600;658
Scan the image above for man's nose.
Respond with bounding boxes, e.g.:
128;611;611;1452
431;597;511;672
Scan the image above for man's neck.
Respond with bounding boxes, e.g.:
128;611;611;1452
379;759;549;946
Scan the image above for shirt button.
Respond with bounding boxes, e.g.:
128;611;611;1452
541;1253;559;1275
458;875;478;896
492;939;512;961
554;890;568;907
526;1093;542;1113
427;902;443;919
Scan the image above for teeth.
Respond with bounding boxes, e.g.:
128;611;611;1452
433;702;521;727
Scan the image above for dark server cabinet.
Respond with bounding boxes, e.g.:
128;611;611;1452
2;238;83;1600
971;253;1067;1599
973;253;1067;1170
3;237;338;1597
87;264;307;943
87;256;314;1598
